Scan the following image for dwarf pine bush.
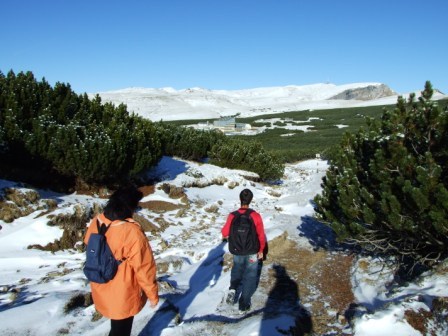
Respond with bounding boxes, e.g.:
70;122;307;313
0;70;284;186
0;70;162;186
209;139;284;181
314;81;448;266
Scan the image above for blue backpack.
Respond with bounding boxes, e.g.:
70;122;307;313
83;220;122;283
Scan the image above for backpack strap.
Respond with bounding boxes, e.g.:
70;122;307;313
96;220;111;235
97;214;132;229
232;210;242;218
244;208;254;216
96;216;140;262
232;208;253;217
231;208;254;225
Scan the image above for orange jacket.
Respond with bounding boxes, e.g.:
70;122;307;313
84;213;159;320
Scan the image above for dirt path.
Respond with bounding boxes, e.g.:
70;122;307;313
257;233;355;335
138;183;356;335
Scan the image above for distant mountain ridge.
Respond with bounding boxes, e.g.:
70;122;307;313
329;84;396;101
90;83;444;121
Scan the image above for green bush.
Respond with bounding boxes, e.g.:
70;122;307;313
155;123;225;161
209;139;284;181
0;70;283;186
0;70;162;186
314;82;448;266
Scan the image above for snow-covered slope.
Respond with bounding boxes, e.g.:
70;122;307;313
1;158;447;335
90;83;447;121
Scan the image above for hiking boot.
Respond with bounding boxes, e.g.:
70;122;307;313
226;289;236;304
238;303;251;314
238;306;250;315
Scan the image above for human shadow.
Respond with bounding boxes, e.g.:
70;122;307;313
260;264;312;336
139;242;226;336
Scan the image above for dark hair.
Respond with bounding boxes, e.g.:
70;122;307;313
239;188;253;206
103;185;143;221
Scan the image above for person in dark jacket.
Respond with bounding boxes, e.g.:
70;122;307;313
221;188;266;314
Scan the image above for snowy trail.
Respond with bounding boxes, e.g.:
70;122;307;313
1;157;447;335
138;242;230;335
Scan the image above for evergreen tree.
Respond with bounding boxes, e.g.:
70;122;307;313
314;82;448;266
0;124;5;153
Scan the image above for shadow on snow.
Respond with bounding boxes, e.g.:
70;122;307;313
260;264;312;336
298;214;354;252
139;240;315;335
139;242;226;336
0;287;42;313
142;156;188;183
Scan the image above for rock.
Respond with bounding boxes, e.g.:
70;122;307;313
329;84;396;101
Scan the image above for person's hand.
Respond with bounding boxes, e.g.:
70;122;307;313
257;252;264;260
150;299;159;309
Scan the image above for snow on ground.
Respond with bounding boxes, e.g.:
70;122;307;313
1;157;447;335
90;83;448;122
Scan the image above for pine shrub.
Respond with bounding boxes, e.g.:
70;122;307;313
314;82;448;266
0;70;283;187
0;70;162;186
209;139;284;181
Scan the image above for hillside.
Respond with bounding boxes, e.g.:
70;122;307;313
1;157;447;335
2;79;448;335
90;82;442;122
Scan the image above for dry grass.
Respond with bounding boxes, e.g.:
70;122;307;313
140;200;185;213
403;297;448;336
260;232;355;335
404;309;432;335
139;185;156;197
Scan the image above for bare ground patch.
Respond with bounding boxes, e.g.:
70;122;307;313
259;232;355;335
139;200;186;213
138;183;187;213
139;185;156;197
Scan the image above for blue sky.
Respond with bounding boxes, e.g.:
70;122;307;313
1;0;447;94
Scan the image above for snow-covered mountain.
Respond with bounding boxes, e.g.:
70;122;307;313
89;83;446;122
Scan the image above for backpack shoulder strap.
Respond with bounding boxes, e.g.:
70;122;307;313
96;219;111;236
231;209;254;225
244;208;254;216
232;208;253;216
243;209;255;225
232;210;242;217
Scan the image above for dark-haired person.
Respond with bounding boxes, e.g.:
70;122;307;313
84;185;159;336
221;188;266;314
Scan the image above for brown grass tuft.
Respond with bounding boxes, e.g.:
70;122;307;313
404;309;432;335
140;200;185;213
259;232;355;335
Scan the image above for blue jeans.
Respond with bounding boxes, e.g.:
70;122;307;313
230;254;260;310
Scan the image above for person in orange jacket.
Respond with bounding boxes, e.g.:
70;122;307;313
84;185;159;336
